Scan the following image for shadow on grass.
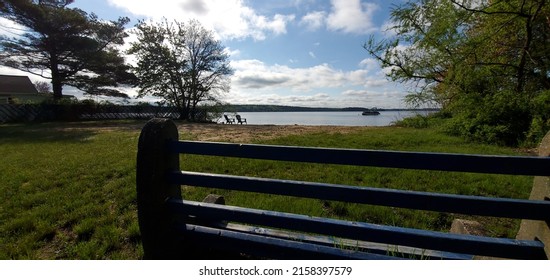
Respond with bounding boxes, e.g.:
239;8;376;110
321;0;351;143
0;122;100;143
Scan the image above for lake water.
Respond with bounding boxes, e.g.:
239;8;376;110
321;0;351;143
223;111;430;126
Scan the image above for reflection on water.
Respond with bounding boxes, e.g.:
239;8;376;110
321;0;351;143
220;111;431;126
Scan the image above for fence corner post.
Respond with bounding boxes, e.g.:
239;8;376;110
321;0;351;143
517;130;550;259
136;118;181;259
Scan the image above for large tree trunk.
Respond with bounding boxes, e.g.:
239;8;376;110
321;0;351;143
50;53;63;100
51;77;63;100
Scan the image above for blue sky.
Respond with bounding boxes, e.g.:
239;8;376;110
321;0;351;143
0;0;410;108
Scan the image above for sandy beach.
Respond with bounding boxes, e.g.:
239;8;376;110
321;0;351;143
175;123;368;142
58;120;370;142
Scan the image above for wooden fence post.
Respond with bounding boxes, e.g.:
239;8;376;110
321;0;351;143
136;118;181;259
517;130;550;259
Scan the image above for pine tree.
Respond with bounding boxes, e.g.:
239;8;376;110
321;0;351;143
0;0;136;99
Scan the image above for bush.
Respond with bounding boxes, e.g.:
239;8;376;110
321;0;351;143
394;114;430;128
443;90;532;146
394;111;448;129
524;90;550;146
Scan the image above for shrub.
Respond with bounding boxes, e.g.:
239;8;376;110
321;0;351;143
525;90;550;146
394;111;448;129
443;90;532;146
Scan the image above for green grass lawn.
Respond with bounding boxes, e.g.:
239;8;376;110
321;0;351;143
0;121;535;259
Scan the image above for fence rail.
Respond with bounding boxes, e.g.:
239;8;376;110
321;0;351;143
136;118;550;260
0;104;190;123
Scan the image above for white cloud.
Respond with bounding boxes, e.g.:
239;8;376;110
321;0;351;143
380;19;399;38
231;60;369;92
364;79;389;88
228;59;383;107
342;89;369;96
225;58;405;108
359;58;380;72
224;91;335;107
225;47;241;58
0;17;28;37
298;1;380;35
299;11;326;31
308;51;316;58
108;0;295;40
0;66;43;81
235;73;290;89
180;0;208;15
327;0;379;34
269;93;332;104
246;13;295;40
339;88;408;108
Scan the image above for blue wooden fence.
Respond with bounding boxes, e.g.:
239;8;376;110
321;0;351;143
136;118;550;259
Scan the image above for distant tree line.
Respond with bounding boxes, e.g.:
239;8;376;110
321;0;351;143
227;105;369;112
226;105;439;112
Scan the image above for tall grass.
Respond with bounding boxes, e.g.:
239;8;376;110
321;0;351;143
0;121;534;259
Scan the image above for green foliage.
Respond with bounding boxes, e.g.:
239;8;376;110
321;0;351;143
365;0;550;146
525;90;550;145
393;114;430;128
443;90;532;146
128;19;233;121
0;0;135;99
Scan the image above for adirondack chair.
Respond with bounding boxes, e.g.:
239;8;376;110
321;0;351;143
236;114;247;124
224;115;235;124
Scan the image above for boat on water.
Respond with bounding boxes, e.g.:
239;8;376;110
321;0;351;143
362;108;380;115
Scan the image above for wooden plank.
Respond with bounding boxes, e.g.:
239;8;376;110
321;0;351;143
220;223;473;260
178;224;401;260
169;140;550;176
167;199;547;259
169;171;550;220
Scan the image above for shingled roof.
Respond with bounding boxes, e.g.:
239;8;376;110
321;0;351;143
0;75;38;95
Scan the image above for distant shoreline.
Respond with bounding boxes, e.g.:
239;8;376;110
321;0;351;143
227;104;440;113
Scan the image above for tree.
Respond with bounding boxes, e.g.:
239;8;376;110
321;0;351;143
128;19;233;121
0;0;136;99
365;0;550;146
33;80;51;93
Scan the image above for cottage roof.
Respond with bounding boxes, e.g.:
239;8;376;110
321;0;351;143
0;75;38;95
